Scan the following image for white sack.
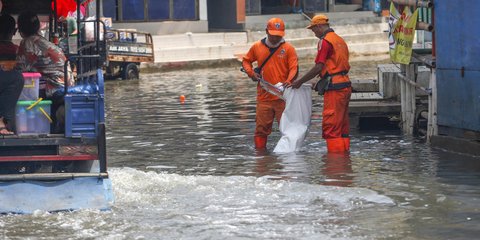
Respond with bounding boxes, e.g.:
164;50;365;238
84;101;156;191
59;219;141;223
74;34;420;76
273;85;312;153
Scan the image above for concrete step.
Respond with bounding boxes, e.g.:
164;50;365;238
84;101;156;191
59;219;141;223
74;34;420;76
288;32;388;48
295;41;388;57
330;22;388;36
154;40;388;63
351;92;384;101
153;37;388;63
344;32;388;44
351;79;379;92
149;14;389;64
248;22;388;41
331;4;363;12
245;11;383;31
153;32;248;49
154;45;236;62
151;21;387;50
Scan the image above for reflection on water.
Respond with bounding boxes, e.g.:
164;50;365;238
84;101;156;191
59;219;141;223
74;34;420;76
1;63;479;239
322;153;353;187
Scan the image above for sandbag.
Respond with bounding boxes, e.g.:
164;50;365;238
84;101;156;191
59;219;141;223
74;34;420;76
273;85;312;153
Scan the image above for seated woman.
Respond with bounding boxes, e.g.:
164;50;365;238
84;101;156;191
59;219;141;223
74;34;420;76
16;10;74;132
0;14;24;135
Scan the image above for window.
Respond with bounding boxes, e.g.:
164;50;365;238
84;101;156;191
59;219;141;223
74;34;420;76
102;0;198;21
103;0;117;20
122;0;145;21
173;0;196;20
147;0;169;20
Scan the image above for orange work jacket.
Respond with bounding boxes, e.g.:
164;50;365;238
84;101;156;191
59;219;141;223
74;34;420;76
320;32;350;84
242;39;298;102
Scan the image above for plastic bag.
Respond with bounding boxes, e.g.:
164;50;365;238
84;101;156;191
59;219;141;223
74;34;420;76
273;85;312;153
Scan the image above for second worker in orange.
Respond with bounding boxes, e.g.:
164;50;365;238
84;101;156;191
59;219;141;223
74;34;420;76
290;14;352;153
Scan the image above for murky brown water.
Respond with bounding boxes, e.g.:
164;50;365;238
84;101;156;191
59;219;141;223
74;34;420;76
1;61;479;240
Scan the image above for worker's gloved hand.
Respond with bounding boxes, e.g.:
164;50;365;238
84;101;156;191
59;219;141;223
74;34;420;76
251;72;261;82
250;67;262;82
289;79;303;89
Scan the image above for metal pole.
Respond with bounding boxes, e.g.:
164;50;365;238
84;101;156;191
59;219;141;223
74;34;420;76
427;68;437;141
431;4;435;57
405;71;412;134
409;64;416;135
397;73;430;93
0;173;109;181
400;67;407;133
98;123;107;173
96;0;100;57
301;12;311;21
53;0;58;34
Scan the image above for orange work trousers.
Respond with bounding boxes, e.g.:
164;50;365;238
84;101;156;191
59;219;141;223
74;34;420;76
255;99;285;138
322;87;351;139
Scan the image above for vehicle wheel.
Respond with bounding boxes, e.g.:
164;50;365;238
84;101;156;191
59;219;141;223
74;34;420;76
122;63;139;80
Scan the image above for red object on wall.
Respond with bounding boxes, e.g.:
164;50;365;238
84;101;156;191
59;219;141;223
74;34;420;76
53;0;77;18
53;0;90;18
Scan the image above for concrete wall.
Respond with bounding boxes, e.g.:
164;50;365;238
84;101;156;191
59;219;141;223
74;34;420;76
378;64;430;100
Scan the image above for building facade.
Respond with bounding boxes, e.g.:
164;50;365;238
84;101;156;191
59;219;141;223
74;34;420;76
101;0;208;35
100;0;385;35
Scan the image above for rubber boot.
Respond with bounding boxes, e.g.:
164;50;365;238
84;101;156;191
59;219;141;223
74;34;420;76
254;136;267;149
326;137;349;153
343;137;350;152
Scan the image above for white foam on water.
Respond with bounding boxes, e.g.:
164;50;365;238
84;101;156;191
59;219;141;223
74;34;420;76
107;167;394;239
146;165;178;169
0;168;394;239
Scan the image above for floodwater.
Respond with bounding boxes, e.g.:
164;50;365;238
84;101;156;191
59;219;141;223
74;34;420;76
1;61;480;239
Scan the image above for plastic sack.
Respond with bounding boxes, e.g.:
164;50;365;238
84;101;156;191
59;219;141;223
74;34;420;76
67;83;98;94
273;85;312;153
54;83;98;96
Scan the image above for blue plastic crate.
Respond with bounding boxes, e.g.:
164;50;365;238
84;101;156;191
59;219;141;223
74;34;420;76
65;69;105;138
65;94;105;138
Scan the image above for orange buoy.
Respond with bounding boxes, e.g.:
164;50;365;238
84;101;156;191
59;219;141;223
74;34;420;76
179;95;186;103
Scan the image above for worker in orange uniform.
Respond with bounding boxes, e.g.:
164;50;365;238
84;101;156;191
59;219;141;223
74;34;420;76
289;14;351;152
242;17;298;149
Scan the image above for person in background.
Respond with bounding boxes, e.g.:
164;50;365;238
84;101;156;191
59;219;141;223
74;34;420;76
242;17;298;149
287;0;302;13
0;14;23;135
289;14;352;153
16;10;74;132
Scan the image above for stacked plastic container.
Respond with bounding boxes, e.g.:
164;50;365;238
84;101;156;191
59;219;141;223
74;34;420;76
16;100;52;135
16;73;52;135
18;72;41;101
